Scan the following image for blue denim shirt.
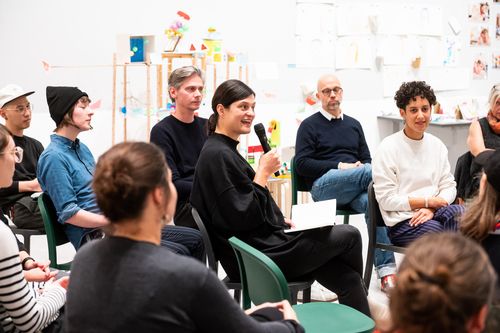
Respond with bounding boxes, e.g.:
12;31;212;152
37;134;99;249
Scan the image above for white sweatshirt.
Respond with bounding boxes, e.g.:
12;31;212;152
372;130;456;227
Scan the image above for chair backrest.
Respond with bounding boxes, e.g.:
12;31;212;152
191;207;217;272
229;236;290;309
291;156;310;206
37;193;71;269
367;182;386;228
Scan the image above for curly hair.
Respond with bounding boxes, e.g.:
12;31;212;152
394;81;436;110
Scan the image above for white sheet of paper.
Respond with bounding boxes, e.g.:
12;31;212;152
285;199;337;233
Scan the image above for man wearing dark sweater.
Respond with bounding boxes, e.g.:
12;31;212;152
150;66;207;223
295;74;396;292
0;84;44;231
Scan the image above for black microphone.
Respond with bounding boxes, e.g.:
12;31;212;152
254;123;280;177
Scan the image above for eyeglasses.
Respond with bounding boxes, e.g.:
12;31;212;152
320;87;343;97
0;146;23;163
4;103;33;114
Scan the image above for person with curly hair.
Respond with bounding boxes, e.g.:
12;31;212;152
389;232;496;333
372;81;464;246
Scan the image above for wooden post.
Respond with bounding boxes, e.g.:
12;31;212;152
146;58;151;142
238;65;243;81
213;63;217;91
226;57;230;80
245;65;249;84
112;54;117;145
157;64;163;114
123;63;127;142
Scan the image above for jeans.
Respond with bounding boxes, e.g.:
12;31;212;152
311;163;396;278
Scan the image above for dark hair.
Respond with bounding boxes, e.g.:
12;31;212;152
390;232;496;333
93;142;169;223
394;81;436;110
0;124;12;153
208;79;255;135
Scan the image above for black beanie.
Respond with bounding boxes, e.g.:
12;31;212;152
46;86;88;126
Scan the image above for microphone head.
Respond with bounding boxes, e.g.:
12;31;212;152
254;123;265;136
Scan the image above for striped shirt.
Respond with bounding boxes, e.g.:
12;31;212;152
0;222;65;333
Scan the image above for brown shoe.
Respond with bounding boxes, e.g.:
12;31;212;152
381;274;396;294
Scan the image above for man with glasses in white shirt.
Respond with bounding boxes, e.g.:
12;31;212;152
0;84;45;231
295;74;397;293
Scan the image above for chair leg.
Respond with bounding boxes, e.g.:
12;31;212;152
23;235;31;254
233;289;241;303
302;286;311;303
291;291;298;305
364;245;375;290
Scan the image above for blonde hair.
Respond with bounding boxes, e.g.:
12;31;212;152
488;85;500;112
390;232;496;333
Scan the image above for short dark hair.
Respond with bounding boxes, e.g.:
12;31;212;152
93;142;169;223
394;81;436;110
208;80;255;135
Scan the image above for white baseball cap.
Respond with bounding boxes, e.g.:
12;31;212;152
0;84;35;108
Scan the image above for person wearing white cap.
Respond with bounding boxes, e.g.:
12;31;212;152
0;84;45;232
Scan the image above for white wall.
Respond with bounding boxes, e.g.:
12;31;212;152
0;0;499;163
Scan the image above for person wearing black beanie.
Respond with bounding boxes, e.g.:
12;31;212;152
37;86;204;258
46;86;90;129
37;86;106;249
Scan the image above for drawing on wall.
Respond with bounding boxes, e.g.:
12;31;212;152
444;36;460;66
497;14;500;39
472;53;488;79
470;26;491;45
493;52;500;68
294;2;335;67
335;37;373;69
469;2;490;22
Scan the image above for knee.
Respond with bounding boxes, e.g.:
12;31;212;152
337;224;362;243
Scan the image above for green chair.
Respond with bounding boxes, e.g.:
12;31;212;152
37;193;72;270
192;207;312;304
291;156;357;225
229;236;374;333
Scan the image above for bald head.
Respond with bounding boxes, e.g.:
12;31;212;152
316;74;343;117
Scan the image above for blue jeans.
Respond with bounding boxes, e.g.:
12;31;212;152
311;164;396;278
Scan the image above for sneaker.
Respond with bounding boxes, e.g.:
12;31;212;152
380;274;396;294
301;281;338;302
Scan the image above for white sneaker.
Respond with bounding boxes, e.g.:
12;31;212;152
298;281;338;302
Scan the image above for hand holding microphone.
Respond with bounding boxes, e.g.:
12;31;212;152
254;123;281;177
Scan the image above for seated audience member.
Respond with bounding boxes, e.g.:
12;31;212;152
294;73;396;292
460;149;500;331
190;79;370;316
65;141;305;333
37;86;203;259
459;85;500;200
389;232;496;333
150;66;207;224
373;81;463;247
0;124;67;333
0;84;45;231
468;84;500;157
